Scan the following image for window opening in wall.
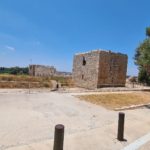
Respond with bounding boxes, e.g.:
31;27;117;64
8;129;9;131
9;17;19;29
82;56;86;66
82;74;84;80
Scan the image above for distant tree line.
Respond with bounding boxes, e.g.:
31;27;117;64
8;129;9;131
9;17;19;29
0;67;29;75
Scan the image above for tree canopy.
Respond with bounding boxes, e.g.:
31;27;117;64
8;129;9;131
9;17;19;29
0;67;29;75
146;27;150;37
135;38;150;66
134;26;150;84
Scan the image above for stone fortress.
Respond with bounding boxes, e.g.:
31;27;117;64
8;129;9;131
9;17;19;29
29;65;56;77
29;65;72;77
73;50;128;89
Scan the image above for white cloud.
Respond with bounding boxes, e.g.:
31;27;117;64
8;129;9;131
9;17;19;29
5;45;16;52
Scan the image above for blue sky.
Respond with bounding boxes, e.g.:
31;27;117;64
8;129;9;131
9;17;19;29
0;0;149;75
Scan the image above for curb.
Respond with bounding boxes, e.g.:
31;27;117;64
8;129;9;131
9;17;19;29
114;103;150;111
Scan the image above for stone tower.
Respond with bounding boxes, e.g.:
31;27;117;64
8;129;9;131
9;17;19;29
73;50;128;89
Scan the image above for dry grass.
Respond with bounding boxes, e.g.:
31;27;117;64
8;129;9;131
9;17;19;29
50;76;74;87
0;74;74;89
0;74;51;82
78;92;150;109
0;74;52;88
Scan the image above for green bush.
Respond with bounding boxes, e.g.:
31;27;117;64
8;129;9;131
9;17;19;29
138;68;150;85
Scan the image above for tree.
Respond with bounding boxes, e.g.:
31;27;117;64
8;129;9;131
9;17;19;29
138;67;149;84
134;26;150;85
0;67;29;75
146;27;150;37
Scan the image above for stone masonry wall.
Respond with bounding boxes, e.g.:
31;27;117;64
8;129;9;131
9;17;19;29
98;51;128;87
29;65;56;77
73;51;100;89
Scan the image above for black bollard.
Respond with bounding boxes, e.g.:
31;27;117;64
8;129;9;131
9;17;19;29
53;124;65;150
117;112;125;141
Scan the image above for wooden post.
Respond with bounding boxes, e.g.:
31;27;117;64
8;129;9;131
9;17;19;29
117;112;125;141
53;124;64;150
28;82;30;94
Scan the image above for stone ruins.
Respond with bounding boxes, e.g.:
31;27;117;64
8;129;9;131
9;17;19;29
73;50;128;89
29;65;56;77
29;65;72;77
